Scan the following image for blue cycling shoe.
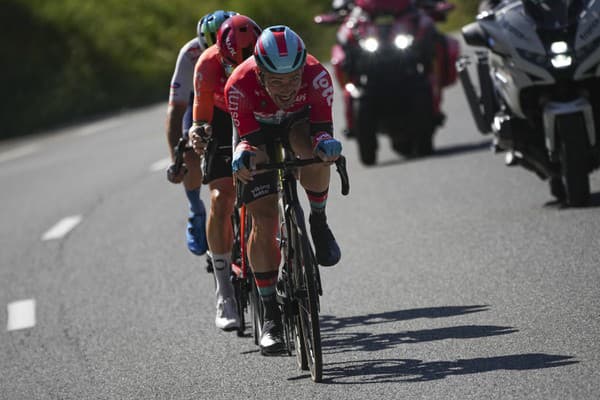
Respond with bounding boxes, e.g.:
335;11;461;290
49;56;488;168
187;212;208;255
309;213;341;267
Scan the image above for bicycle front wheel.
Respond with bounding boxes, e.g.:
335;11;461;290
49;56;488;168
292;223;323;382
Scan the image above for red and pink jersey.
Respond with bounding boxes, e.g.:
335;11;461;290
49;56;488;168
192;45;228;123
225;54;334;139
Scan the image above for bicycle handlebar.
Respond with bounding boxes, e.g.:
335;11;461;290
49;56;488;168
255;155;350;196
167;137;190;179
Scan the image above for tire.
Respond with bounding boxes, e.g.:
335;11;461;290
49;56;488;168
233;277;246;337
413;124;435;157
354;99;377;165
249;277;262;346
294;314;308;370
410;86;436;157
557;114;591;207
291;220;323;382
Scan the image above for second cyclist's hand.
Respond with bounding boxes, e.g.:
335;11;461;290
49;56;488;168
313;132;342;162
189;123;212;155
166;163;187;183
232;142;257;184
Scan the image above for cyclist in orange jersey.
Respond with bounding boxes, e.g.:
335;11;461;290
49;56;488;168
189;15;262;331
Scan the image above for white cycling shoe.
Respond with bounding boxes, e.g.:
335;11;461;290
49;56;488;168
215;296;240;331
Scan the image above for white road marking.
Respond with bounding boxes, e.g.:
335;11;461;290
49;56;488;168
7;299;36;331
0;144;40;164
42;215;83;241
75;120;123;137
150;158;171;172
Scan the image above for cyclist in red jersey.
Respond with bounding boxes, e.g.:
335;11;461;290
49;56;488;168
188;15;262;331
224;26;343;355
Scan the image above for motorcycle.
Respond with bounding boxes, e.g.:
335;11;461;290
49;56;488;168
315;0;459;165
457;0;600;206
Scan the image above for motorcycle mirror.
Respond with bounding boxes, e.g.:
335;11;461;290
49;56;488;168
462;22;489;48
314;13;342;25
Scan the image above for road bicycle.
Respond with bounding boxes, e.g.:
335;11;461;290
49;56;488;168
242;134;349;382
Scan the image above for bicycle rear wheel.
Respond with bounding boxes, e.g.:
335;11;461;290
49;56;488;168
292;221;323;382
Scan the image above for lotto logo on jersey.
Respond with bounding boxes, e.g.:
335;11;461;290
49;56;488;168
312;70;334;107
228;85;245;127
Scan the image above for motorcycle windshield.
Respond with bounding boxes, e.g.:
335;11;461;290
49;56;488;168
522;0;586;30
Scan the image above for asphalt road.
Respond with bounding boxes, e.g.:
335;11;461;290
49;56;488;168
1;63;599;399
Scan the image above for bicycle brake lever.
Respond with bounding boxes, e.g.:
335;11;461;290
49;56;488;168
335;155;350;196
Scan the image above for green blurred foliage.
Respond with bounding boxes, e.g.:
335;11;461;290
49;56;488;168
0;0;479;139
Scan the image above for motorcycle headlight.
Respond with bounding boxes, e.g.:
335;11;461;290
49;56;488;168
551;54;572;68
550;41;568;54
549;41;572;69
394;34;414;50
359;37;379;53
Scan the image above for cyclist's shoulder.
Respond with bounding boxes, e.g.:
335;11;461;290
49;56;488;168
226;58;259;92
303;54;332;83
196;45;223;73
177;38;203;63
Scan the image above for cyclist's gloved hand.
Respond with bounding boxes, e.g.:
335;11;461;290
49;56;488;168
232;141;256;184
312;132;342;162
166;163;187;184
189;122;212;155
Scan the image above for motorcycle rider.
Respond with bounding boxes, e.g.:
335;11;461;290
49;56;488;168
188;15;262;331
332;0;453;138
165;10;237;256
223;26;343;355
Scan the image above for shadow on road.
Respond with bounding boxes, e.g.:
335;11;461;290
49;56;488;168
543;191;600;209
321;325;518;354
320;305;490;332
375;140;492;168
321;354;578;384
317;305;577;384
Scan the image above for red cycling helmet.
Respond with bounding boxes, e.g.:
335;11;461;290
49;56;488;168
216;15;262;67
355;0;412;14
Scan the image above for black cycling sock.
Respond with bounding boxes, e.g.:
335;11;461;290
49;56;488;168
261;294;279;321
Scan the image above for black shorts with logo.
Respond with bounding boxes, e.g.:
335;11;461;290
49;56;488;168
237;108;320;205
202;106;233;184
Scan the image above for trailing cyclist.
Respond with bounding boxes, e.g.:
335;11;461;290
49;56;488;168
223;26;343;355
165;10;237;256
189;15;262;331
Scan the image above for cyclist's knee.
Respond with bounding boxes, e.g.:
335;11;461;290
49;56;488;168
247;195;278;225
210;191;234;218
182;151;203;184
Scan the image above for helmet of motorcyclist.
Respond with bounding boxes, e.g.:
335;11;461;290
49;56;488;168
355;0;412;15
521;0;584;30
254;25;307;74
197;10;238;50
217;15;262;68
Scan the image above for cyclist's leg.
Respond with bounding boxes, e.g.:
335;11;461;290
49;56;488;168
288;122;340;266
241;173;286;355
182;99;204;191
182;99;207;255
204;107;238;331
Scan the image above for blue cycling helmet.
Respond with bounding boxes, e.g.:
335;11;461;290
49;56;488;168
197;10;238;50
254;25;307;74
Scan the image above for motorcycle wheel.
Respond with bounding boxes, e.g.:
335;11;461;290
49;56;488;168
413;124;435;157
557;114;591;207
354;98;377;165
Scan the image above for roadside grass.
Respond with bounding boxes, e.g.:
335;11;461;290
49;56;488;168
1;0;478;139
